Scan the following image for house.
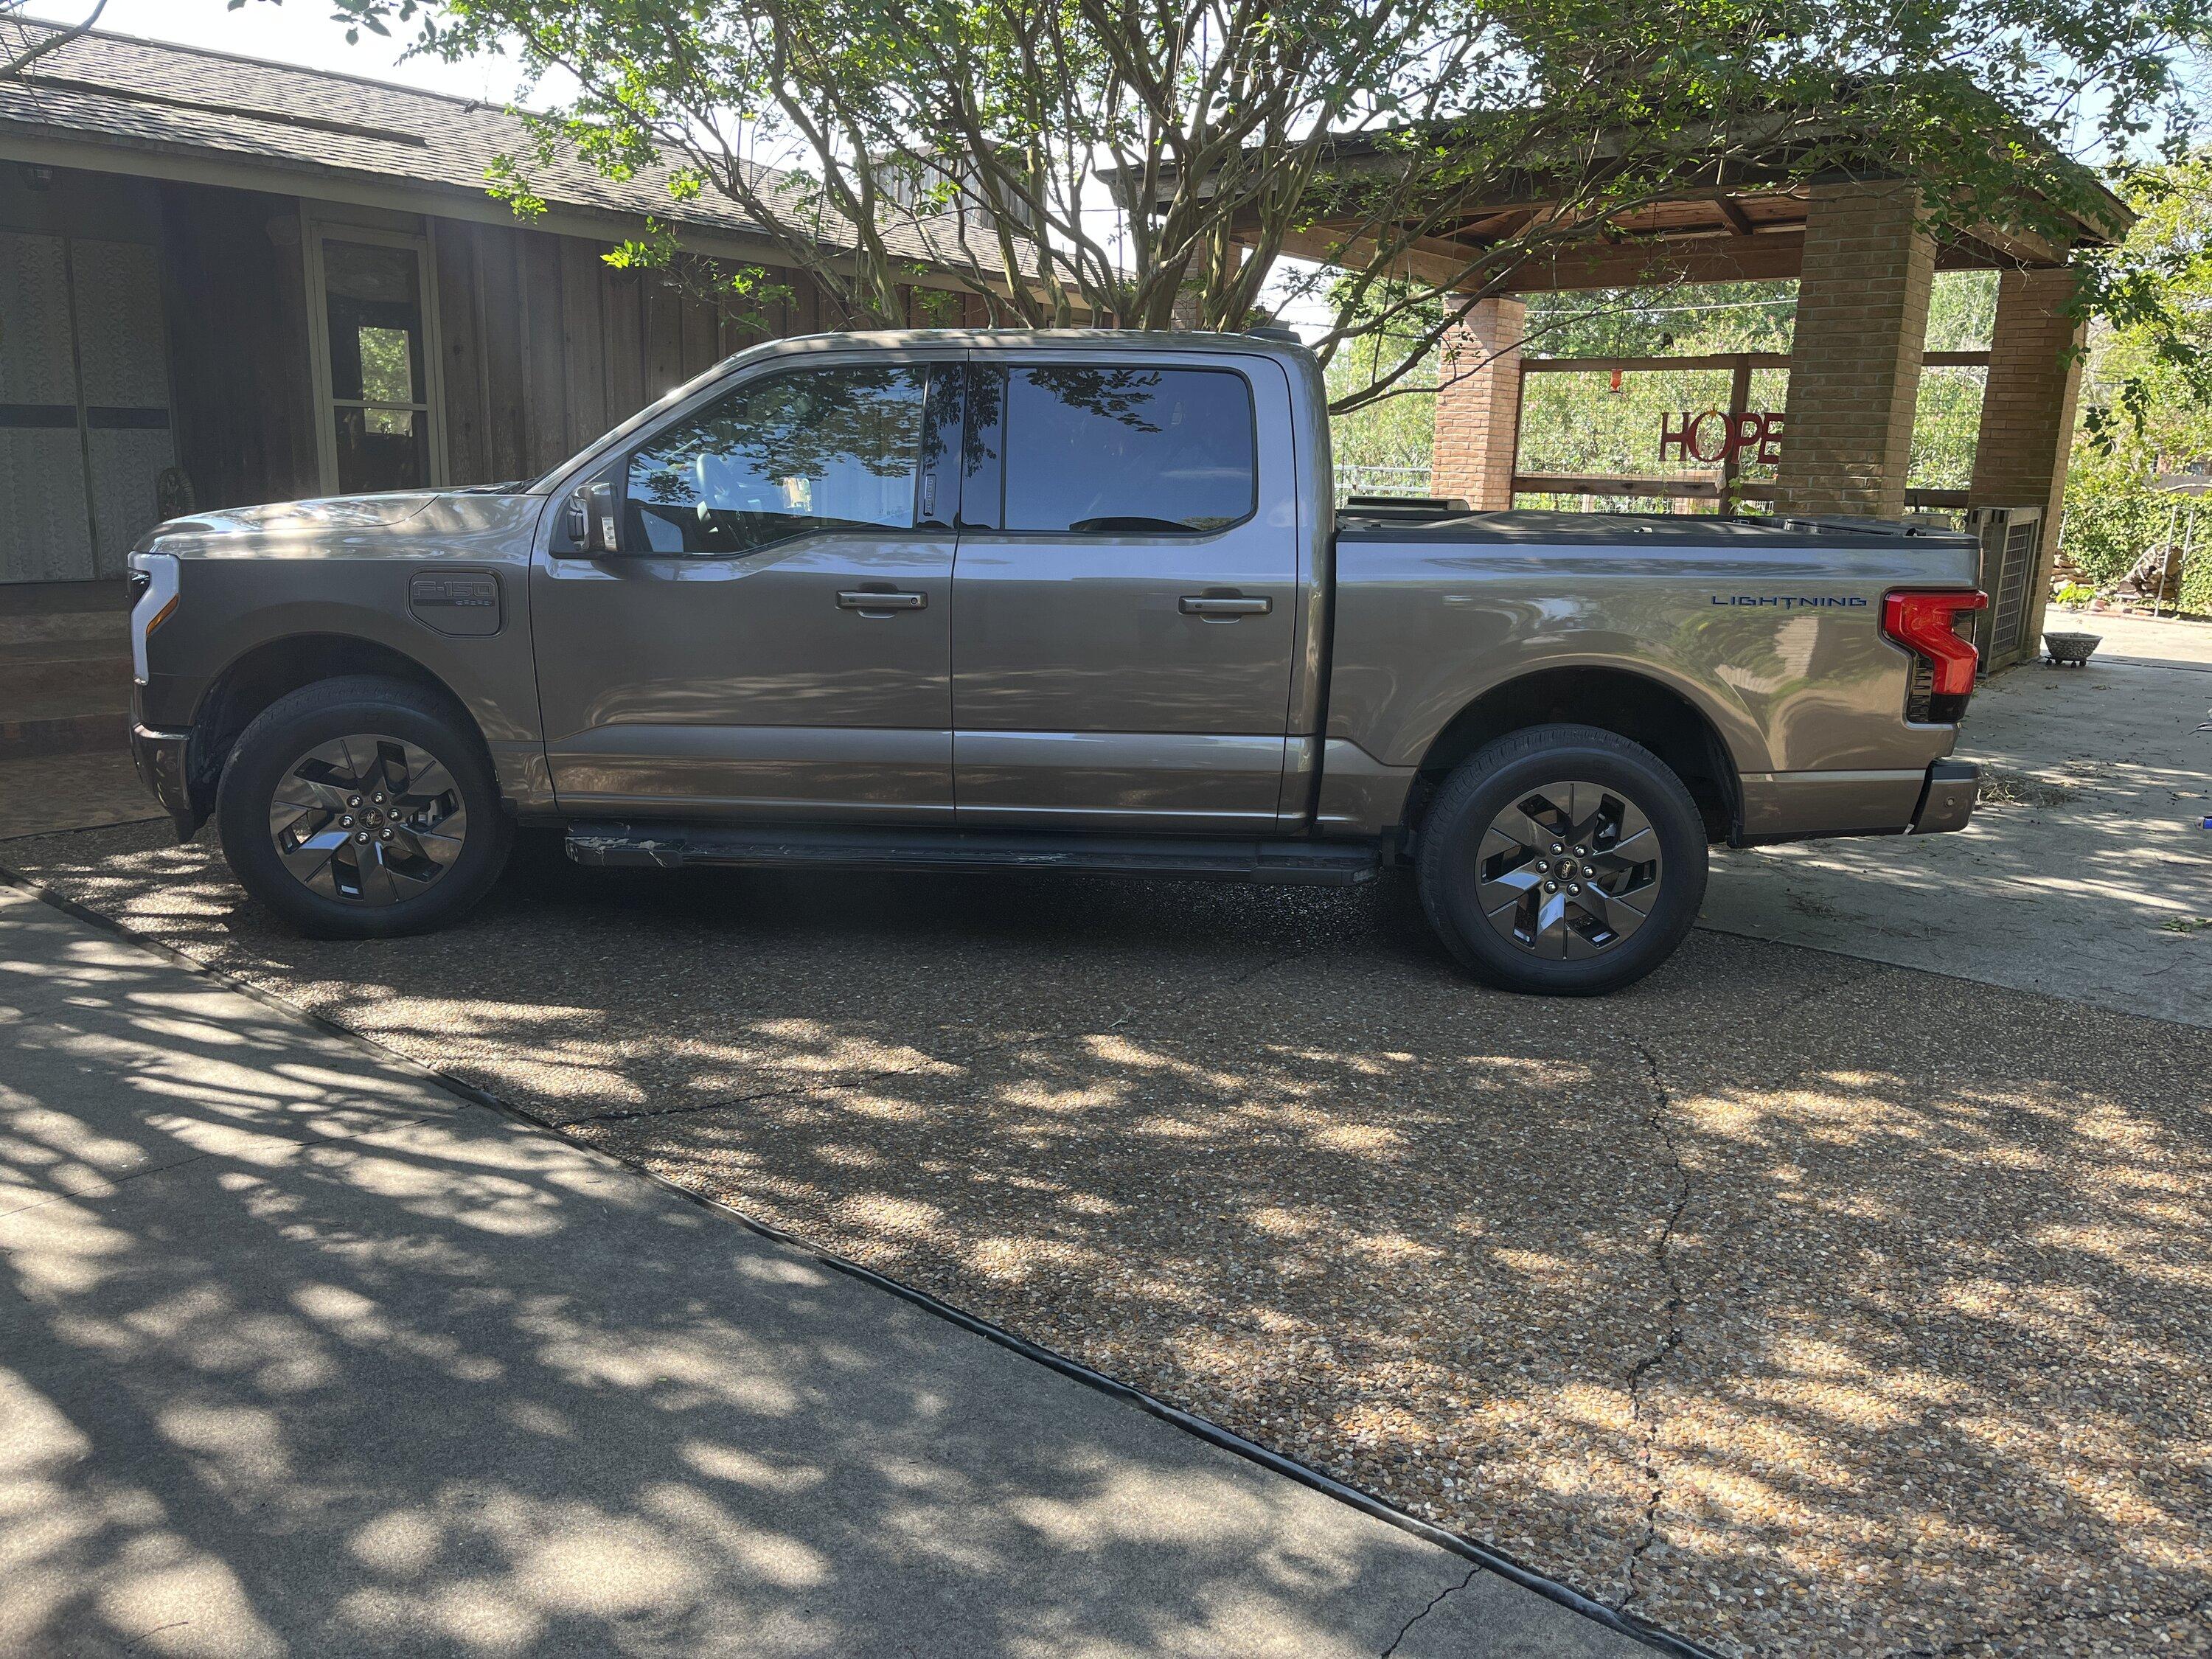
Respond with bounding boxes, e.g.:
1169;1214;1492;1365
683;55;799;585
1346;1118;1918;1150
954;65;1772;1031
0;20;989;589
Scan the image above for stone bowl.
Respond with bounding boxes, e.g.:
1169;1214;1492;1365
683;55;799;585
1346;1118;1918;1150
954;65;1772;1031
2043;630;2101;667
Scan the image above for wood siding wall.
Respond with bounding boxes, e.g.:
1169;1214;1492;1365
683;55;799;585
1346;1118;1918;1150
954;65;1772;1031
432;220;854;487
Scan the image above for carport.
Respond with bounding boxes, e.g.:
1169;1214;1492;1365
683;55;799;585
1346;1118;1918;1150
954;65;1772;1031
1269;167;2132;669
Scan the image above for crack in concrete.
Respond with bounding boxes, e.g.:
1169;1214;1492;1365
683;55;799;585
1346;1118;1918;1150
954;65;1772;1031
1609;959;1891;1613
1894;1587;2212;1657
1615;1038;1693;1615
1378;1565;1481;1658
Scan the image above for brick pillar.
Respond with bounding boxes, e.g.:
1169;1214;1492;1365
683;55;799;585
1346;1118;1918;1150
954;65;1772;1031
1773;184;1936;520
1969;266;2085;649
1431;296;1525;509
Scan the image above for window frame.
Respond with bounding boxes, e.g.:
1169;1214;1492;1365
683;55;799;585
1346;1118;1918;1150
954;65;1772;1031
608;358;954;560
302;217;451;497
968;360;1262;539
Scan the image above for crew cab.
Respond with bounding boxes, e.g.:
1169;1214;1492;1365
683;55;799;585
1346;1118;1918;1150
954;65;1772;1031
127;329;1985;994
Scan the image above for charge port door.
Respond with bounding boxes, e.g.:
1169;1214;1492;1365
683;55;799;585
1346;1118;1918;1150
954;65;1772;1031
408;570;501;637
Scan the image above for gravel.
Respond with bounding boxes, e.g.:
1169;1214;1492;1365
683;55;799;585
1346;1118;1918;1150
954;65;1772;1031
5;819;2208;1657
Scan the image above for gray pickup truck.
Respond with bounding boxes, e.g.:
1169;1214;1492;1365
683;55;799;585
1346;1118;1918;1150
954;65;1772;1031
126;328;1986;994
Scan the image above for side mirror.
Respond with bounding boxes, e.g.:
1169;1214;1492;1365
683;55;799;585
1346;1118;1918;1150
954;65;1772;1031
563;482;620;554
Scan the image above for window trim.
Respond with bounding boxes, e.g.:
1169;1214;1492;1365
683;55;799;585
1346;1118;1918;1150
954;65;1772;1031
302;215;451;496
973;361;1262;539
612;358;945;560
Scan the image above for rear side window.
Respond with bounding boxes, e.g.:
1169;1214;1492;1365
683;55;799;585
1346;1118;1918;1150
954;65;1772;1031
627;365;928;555
999;366;1256;535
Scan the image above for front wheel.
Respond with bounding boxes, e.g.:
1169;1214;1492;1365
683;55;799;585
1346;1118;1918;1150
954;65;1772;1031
1415;723;1708;995
215;675;512;939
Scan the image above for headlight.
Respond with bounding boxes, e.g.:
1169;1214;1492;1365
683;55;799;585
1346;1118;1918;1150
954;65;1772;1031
128;551;180;684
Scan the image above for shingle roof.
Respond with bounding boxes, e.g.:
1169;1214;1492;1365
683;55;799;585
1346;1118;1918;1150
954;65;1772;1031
0;20;998;270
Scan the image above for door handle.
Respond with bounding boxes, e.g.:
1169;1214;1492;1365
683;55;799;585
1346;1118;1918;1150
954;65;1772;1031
838;590;927;611
1180;595;1271;616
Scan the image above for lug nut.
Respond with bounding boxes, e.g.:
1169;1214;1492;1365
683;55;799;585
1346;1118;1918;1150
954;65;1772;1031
347;795;361;807
1550;843;1564;854
1584;864;1597;877
1543;880;1557;893
354;830;369;844
1574;845;1587;856
380;829;393;841
339;815;353;827
1568;882;1582;894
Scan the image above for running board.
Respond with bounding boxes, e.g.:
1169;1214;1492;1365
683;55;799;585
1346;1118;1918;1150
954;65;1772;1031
564;821;1380;886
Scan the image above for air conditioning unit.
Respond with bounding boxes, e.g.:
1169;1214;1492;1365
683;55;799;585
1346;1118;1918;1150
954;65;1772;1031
1964;505;2044;670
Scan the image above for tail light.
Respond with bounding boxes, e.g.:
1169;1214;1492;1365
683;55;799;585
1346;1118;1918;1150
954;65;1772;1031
1882;588;1986;724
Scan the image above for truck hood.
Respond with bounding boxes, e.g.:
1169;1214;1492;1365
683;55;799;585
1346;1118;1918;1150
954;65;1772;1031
155;491;443;538
139;489;542;558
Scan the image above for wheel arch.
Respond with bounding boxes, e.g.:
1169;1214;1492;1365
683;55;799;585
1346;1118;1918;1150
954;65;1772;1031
1403;667;1743;844
183;635;484;829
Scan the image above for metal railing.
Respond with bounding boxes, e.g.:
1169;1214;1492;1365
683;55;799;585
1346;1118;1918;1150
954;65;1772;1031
1334;464;1433;503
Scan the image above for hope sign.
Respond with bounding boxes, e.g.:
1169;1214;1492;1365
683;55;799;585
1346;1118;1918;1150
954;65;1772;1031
1658;410;1784;467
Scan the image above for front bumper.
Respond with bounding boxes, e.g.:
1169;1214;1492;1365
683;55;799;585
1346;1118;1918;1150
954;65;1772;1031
1909;758;1978;835
130;723;201;841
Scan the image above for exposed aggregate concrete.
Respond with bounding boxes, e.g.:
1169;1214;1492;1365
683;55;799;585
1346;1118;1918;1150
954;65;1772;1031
5;818;2208;1657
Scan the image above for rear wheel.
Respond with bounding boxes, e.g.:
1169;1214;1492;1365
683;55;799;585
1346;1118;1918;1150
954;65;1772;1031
1416;723;1707;995
216;675;511;938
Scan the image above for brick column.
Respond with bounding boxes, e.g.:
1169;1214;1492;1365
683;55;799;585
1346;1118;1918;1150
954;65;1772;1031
1969;266;2085;648
1773;184;1936;520
1430;296;1525;509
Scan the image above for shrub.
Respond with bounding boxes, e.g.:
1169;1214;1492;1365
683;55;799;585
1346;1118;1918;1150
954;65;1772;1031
2059;448;2174;586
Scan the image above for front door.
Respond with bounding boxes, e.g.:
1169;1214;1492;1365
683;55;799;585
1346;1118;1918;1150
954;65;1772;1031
950;355;1301;830
532;356;959;821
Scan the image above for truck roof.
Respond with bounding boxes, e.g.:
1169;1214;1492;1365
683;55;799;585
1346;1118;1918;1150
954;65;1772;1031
760;327;1314;357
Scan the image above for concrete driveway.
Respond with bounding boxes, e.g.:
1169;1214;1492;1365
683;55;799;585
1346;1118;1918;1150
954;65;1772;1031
4;614;2209;1657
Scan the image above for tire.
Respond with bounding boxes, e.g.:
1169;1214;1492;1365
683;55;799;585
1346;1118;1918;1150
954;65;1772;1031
215;675;512;939
1415;723;1707;995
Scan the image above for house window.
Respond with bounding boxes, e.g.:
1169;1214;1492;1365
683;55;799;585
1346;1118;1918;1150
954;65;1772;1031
307;229;445;495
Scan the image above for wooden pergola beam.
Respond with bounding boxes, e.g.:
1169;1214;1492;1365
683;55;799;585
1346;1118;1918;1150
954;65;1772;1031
1712;194;1756;237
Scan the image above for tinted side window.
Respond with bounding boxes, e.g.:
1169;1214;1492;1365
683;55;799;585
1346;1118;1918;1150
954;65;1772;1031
1001;367;1256;535
627;366;928;555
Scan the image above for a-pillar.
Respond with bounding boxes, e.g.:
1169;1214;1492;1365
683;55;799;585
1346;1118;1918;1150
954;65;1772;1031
1430;296;1525;509
1773;183;1937;519
1969;265;2086;651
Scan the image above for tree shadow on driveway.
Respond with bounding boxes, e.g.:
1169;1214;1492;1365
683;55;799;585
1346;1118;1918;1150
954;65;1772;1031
5;823;2211;1656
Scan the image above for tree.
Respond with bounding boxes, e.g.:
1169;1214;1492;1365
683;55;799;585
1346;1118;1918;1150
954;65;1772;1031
1;1;108;77
249;0;2207;414
2062;150;2212;594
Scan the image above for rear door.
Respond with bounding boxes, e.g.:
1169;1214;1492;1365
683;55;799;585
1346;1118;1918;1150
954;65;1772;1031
532;354;960;821
951;353;1301;830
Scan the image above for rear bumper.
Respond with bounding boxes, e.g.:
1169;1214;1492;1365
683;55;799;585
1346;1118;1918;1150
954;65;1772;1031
1736;759;1975;844
130;723;201;841
1909;757;1978;835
